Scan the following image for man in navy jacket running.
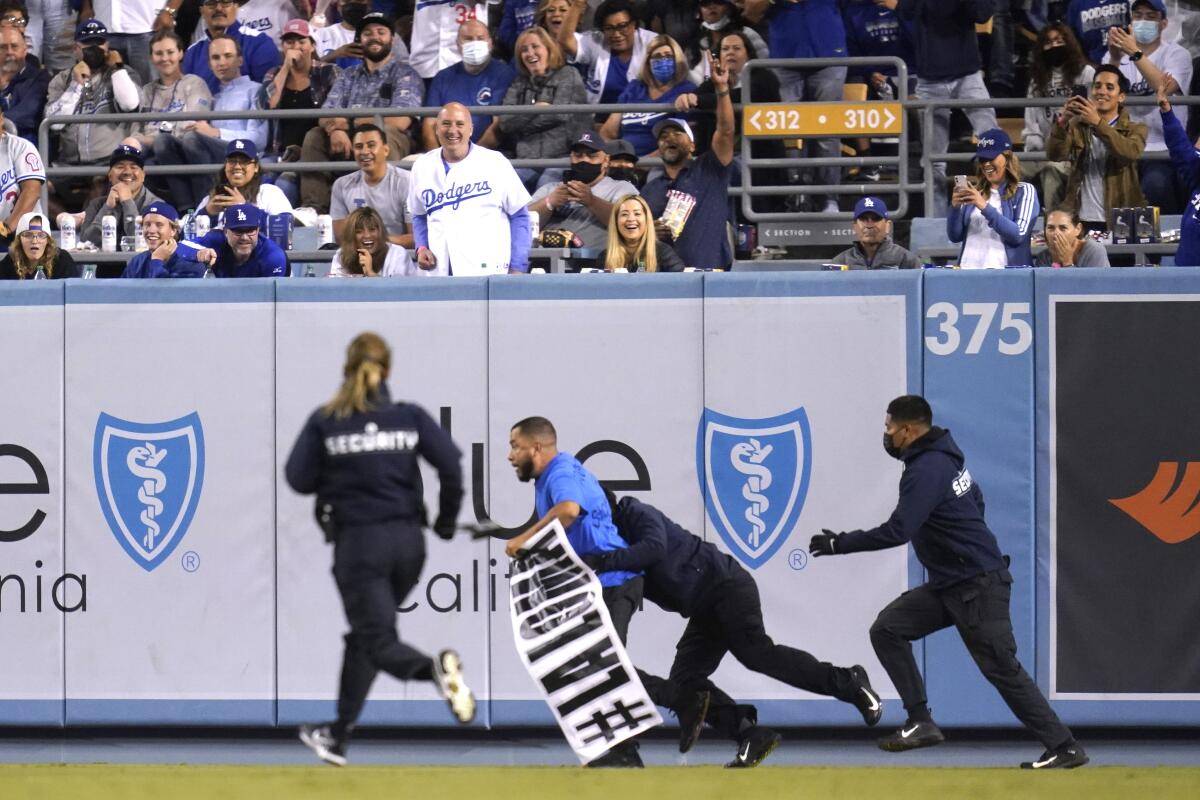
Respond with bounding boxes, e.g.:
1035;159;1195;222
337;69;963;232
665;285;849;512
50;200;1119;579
810;394;1087;770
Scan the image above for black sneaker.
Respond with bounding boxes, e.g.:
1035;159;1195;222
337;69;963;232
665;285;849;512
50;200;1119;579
1020;743;1089;769
848;665;882;727
433;649;476;724
725;726;782;768
677;690;711;754
299;723;347;767
878;719;945;752
586;742;644;768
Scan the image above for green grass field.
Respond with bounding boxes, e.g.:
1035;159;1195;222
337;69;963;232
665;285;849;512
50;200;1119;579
2;765;1198;800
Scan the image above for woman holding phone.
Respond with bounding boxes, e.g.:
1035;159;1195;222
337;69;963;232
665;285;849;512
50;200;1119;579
947;128;1040;268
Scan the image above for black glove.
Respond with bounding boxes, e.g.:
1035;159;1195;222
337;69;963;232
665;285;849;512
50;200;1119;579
809;529;842;557
433;518;456;541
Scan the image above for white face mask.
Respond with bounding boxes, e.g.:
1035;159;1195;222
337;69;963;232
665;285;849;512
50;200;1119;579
461;40;490;66
701;17;731;32
1131;20;1160;45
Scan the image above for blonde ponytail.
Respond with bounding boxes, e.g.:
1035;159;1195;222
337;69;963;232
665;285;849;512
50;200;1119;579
323;332;392;418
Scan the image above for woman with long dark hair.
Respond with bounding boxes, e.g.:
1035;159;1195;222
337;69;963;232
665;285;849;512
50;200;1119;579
948;128;1040;268
331;206;417;277
196;139;293;223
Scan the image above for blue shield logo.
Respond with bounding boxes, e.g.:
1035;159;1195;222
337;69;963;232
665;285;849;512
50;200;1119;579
696;408;812;569
93;412;205;572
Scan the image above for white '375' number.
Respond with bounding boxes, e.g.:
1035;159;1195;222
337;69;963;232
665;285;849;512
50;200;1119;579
924;302;1032;356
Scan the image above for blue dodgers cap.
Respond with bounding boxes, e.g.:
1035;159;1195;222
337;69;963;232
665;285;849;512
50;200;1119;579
224;204;263;230
75;18;109;43
109;143;144;168
853;196;889;220
571;130;606;152
226;139;258;160
1132;0;1168;17
975;128;1012;160
143;201;179;222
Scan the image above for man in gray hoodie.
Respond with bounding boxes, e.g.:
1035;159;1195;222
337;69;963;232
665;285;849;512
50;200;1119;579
830;196;922;269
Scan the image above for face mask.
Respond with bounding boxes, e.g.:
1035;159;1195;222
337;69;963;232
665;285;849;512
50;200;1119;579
649;57;675;83
883;431;904;460
1042;45;1067;68
1132;20;1160;45
567;159;602;184
461;40;489;66
82;45;106;71
341;5;368;26
607;167;639;187
701;17;731;32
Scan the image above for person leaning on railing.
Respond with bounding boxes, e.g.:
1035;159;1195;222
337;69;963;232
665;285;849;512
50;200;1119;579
1034;206;1111;268
1156;74;1199;268
947;128;1040;269
599;193;684;272
597;34;696;158
330;205;416;277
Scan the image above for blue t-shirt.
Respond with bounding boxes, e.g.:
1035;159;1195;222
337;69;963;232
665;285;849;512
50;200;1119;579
617;79;697;156
599;54;631;105
843;2;915;80
768;0;846;60
535;452;638;588
196;230;290;277
642;150;734;269
427;59;517;143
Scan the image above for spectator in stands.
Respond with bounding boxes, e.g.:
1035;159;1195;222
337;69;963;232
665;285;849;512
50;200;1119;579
45;20;142;170
260;18;337;204
536;0;572;40
1047;64;1147;232
234;0;299;45
0;24;50;143
312;0;368;66
500;26;588;191
743;0;847;214
528;130;638;250
1034;206;1111;267
831;196;922;269
642;1;704;66
155;35;268;209
599;193;685;271
0;211;79;279
302;11;422;213
605;138;641;187
1103;1;1192;214
421;20;514;152
1066;0;1129;63
80;143;164;245
642;52;734;270
194;139;291;225
129;31;213;154
1157;77;1199;267
409;0;486;80
183;0;281;94
557;0;657;105
598;34;695;157
690;0;766;86
121;200;207;278
0;96;43;236
408;102;532;276
499;0;539;54
191;202;289;276
948;128;1039;268
1022;23;1093;211
887;0;998;216
80;0;165;83
330;124;412;246
330;205;416;277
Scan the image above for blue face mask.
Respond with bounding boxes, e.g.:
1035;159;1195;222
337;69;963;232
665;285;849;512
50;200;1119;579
1132;19;1160;45
649;57;675;83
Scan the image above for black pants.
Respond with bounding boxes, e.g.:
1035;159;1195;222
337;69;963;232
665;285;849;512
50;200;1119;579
869;569;1072;749
331;521;433;733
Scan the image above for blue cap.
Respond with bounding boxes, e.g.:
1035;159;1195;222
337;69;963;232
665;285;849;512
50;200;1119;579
143;201;179;222
571;131;606;153
226;139;258;160
1133;0;1167;17
853;196;889;220
224;204;263;230
109;144;144;168
975;128;1012;161
76;18;108;42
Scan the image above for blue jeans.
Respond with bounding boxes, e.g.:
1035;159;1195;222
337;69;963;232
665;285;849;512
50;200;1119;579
916;72;998;216
776;66;847;209
154;133;226;212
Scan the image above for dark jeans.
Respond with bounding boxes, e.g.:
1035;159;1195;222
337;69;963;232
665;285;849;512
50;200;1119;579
869;569;1073;749
331;521;433;734
1140;159;1184;215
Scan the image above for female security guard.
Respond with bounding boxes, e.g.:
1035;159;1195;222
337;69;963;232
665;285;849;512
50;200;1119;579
285;332;475;766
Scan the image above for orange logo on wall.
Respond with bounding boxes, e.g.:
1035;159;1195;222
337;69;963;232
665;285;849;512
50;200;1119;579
1108;462;1200;544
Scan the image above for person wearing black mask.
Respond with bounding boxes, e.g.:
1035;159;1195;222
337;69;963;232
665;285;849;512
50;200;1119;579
1022;23;1093;210
810;395;1088;771
527;130;639;251
605;138;642;189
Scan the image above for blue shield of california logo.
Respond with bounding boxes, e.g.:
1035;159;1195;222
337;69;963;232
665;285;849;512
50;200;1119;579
696;408;812;569
93;412;205;572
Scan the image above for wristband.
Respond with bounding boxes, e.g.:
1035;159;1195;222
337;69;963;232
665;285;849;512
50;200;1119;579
157;6;177;17
715;89;730;97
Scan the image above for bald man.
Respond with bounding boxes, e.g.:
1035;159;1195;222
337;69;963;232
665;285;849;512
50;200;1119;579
421;20;515;152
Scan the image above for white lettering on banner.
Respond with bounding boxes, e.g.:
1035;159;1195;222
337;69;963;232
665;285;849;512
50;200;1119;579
925;302;1032;356
508;520;661;763
1079;3;1127;32
324;423;419;456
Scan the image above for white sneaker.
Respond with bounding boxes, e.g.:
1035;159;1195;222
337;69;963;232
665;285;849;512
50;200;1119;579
299;723;347;767
433;649;476;724
822;199;840;214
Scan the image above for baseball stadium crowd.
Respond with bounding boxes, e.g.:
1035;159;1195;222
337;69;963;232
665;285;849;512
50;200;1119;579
0;0;1197;278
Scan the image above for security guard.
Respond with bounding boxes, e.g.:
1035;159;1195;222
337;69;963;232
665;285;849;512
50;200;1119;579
598;493;882;768
285;332;475;767
810;394;1087;770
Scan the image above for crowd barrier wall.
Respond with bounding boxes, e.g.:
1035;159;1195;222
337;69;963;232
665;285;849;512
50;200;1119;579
1;271;1197;729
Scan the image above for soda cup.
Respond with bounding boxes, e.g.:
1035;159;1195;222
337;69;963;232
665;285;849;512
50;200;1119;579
57;213;76;251
194;214;211;238
317;214;334;246
101;215;117;253
267;213;293;250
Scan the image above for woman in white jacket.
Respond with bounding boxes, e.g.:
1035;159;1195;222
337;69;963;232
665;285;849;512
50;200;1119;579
196;138;293;224
330;206;420;277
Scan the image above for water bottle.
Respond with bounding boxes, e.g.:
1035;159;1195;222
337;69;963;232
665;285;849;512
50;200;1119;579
203;265;215;278
133;215;146;251
101;214;117;253
183;211;197;241
57;213;76;251
317;214;334;246
33;265;46;280
82;264;97;279
530;213;540;246
194;214;210;238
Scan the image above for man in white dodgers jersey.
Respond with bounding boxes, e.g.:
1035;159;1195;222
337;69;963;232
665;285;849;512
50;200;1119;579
0;98;45;245
407;102;531;277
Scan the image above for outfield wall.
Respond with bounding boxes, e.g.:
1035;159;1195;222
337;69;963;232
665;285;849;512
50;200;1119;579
1;271;1197;729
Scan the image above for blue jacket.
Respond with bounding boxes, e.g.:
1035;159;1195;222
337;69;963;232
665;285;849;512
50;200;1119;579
838;427;1006;589
766;0;846;60
896;0;992;81
947;181;1039;267
1;55;50;143
592;497;741;618
196;229;290;277
121;240;209;278
1162;108;1200;268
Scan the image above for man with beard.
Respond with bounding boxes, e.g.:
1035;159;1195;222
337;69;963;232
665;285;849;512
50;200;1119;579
641;50;734;270
330;124;413;247
191;202;289;276
0;25;50;143
528;131;637;251
183;0;281;94
301;12;422;213
80;144;164;248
